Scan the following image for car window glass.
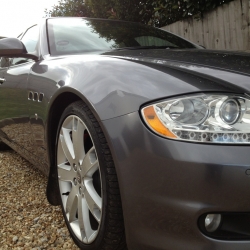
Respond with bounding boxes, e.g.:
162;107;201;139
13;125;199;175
10;25;39;66
22;25;39;53
0;57;10;68
48;19;196;56
135;36;177;47
11;57;31;66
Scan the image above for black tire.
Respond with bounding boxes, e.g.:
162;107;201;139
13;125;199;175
55;101;126;250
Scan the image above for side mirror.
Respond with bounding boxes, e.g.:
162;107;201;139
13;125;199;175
0;38;38;60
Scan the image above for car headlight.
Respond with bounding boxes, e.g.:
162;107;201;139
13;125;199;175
141;94;250;144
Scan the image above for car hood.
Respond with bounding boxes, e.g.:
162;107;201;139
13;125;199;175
103;49;250;93
44;49;250;120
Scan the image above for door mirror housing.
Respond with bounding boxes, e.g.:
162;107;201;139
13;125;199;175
0;38;38;60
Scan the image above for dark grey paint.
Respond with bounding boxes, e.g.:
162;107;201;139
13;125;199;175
0;18;250;249
102;112;250;250
29;52;250;122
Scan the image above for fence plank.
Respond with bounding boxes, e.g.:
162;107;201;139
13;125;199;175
162;0;249;51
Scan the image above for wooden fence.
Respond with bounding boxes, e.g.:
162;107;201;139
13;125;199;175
162;0;250;51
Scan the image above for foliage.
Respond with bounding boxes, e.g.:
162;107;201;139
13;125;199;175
45;0;92;17
45;0;154;24
146;0;234;27
84;0;153;24
45;0;234;27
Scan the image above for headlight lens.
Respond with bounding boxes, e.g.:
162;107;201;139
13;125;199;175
220;99;240;124
141;94;250;144
169;98;208;124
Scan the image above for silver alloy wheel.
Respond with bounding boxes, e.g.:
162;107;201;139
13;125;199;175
57;115;102;244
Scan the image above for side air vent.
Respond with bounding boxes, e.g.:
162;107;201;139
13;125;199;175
28;91;33;100
38;93;44;102
33;92;38;101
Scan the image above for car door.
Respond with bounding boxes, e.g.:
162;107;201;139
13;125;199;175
0;57;10;138
0;25;39;155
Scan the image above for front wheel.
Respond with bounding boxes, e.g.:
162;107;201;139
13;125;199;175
56;101;126;250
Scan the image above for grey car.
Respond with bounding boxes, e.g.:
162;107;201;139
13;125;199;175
0;17;250;250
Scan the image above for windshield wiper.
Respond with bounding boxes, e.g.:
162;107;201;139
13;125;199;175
114;45;179;50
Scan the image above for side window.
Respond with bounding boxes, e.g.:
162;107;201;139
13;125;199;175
22;25;39;53
11;25;39;66
0;57;10;68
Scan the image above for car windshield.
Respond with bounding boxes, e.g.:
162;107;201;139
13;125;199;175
47;18;197;56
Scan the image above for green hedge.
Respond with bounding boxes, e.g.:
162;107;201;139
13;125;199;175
146;0;234;26
45;0;234;27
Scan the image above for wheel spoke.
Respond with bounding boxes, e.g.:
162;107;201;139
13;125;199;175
78;196;95;242
60;128;75;165
66;187;78;222
57;132;67;165
81;147;99;177
72;117;85;163
84;177;102;222
58;164;74;182
59;181;71;208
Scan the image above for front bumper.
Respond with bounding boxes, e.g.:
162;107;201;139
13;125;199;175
102;111;250;250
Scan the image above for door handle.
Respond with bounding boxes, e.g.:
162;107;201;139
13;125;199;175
0;78;6;84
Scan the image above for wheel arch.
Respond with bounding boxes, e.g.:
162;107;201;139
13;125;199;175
46;88;102;205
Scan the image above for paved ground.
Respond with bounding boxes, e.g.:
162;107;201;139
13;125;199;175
0;150;79;250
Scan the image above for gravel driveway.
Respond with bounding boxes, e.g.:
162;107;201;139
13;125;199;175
0;150;79;250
